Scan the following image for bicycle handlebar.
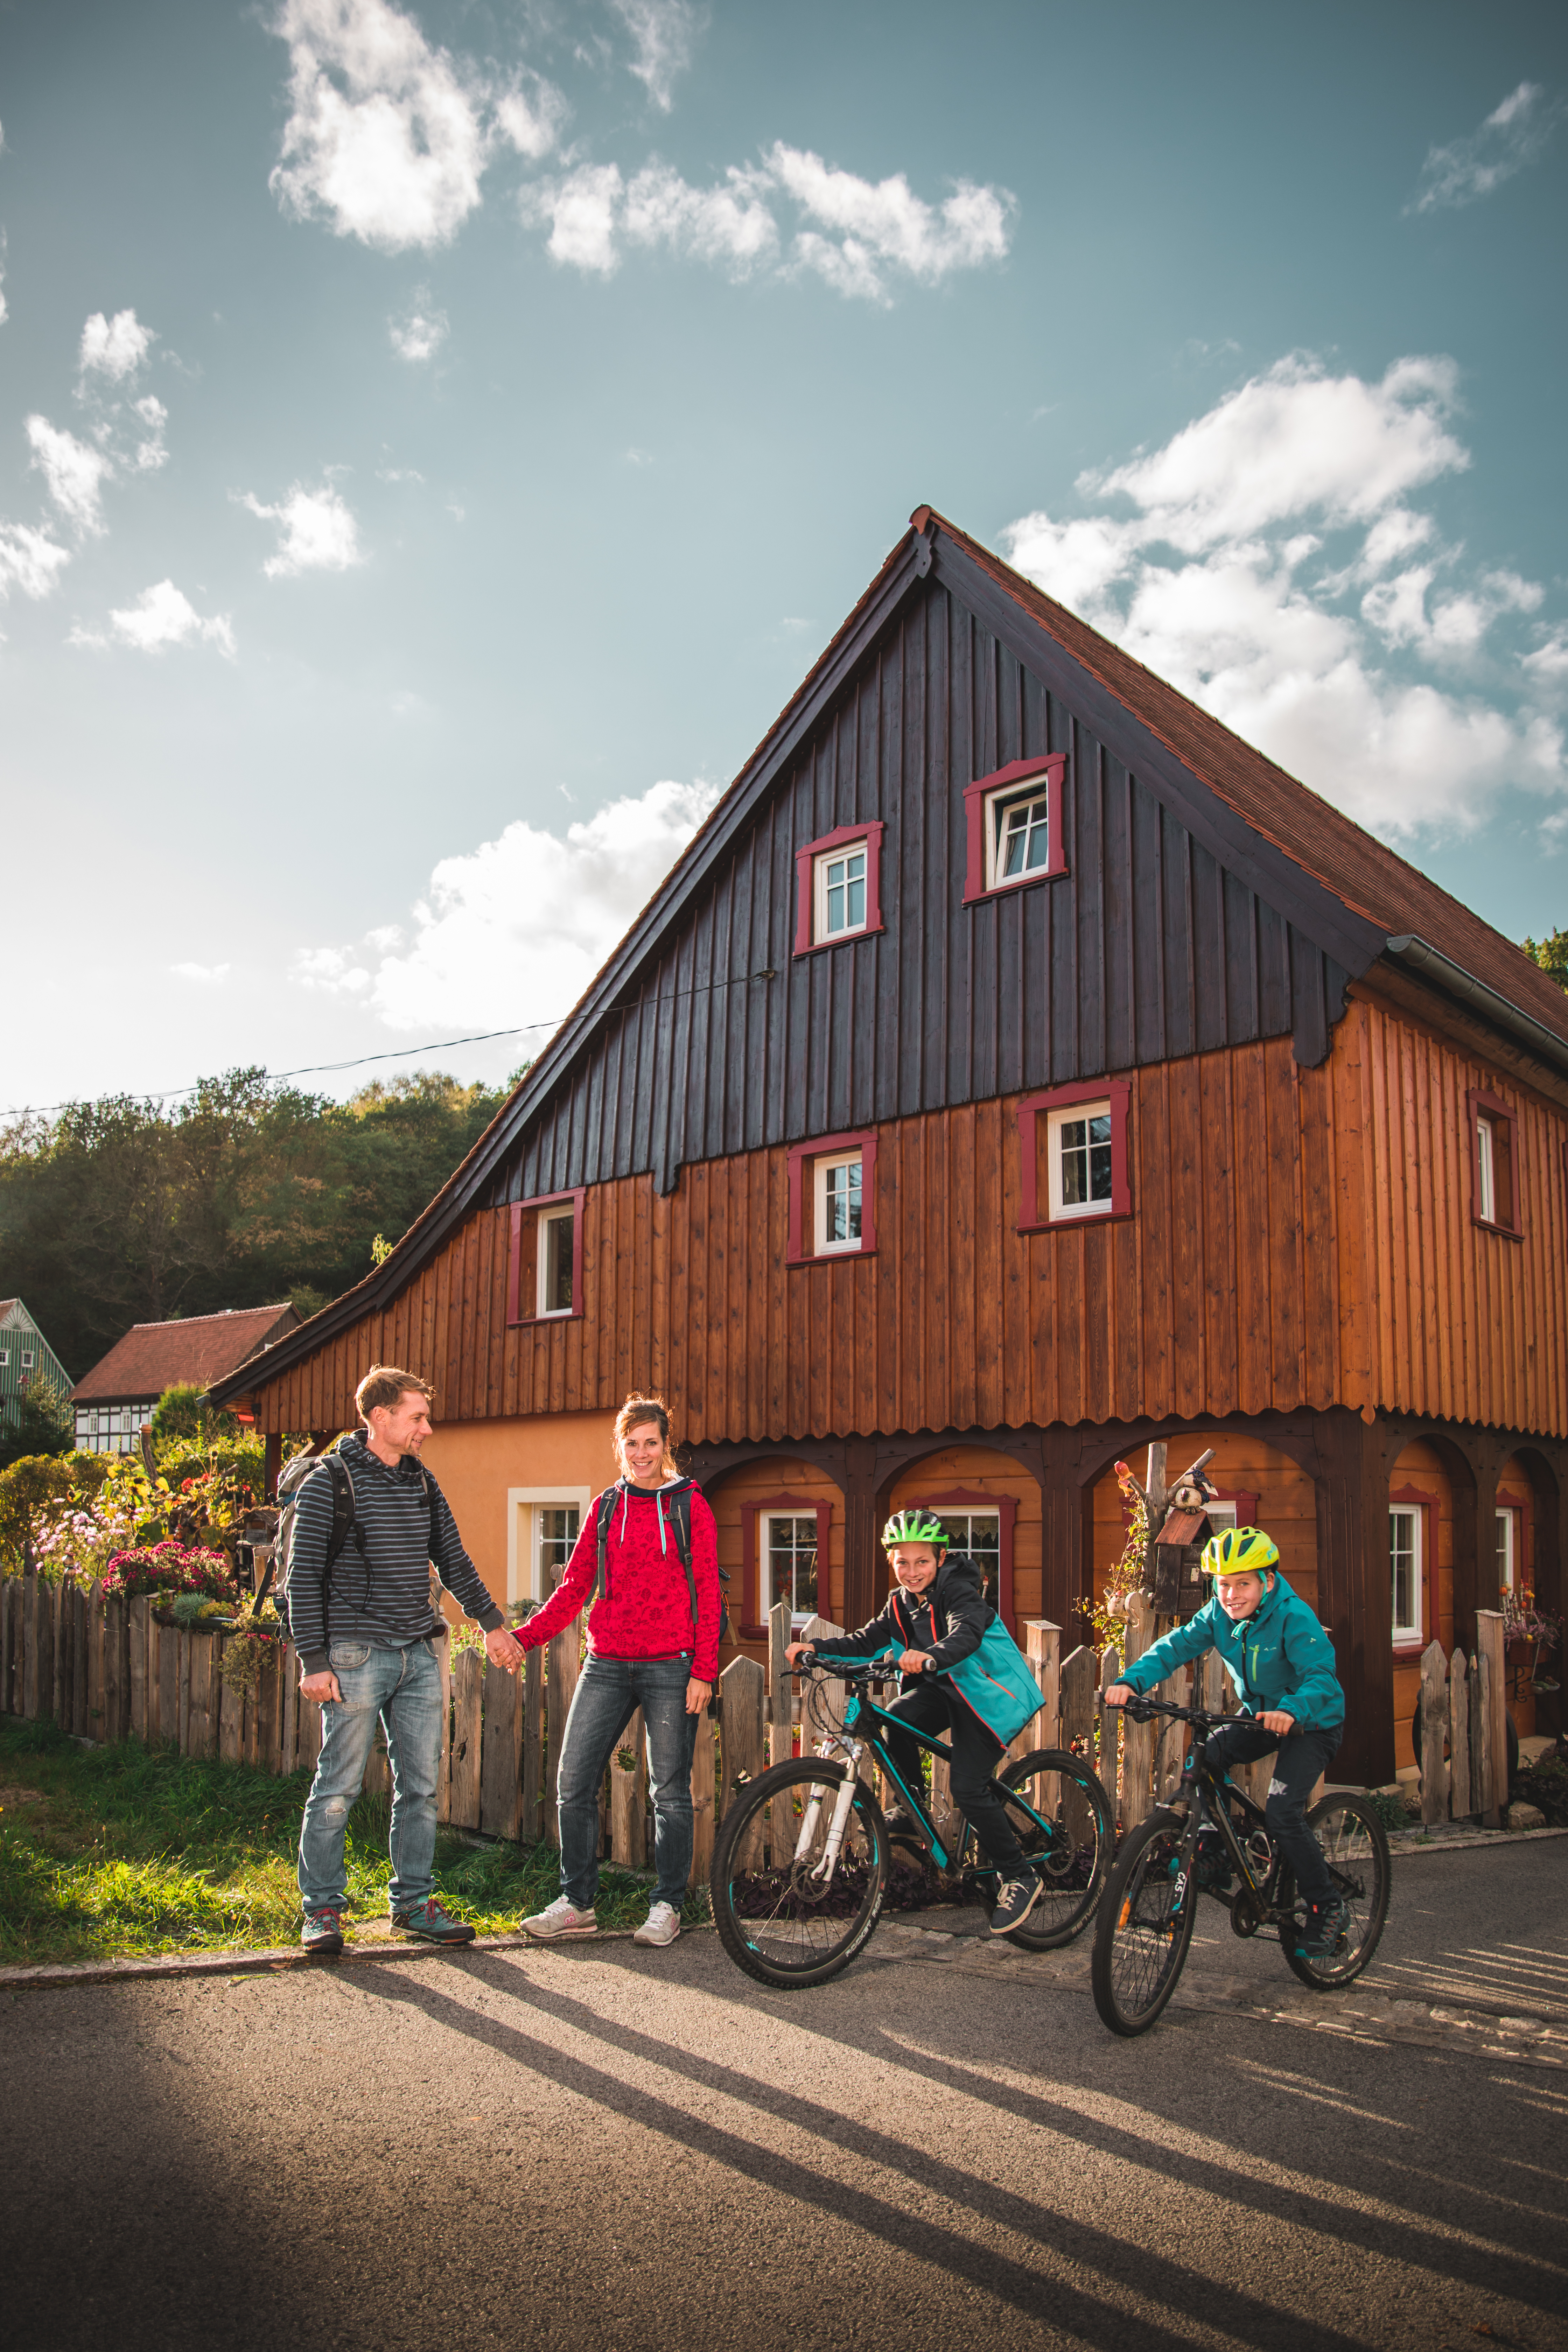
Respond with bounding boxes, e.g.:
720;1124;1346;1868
1106;1692;1228;1731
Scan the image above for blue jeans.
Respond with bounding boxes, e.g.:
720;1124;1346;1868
556;1652;699;1910
298;1638;443;1916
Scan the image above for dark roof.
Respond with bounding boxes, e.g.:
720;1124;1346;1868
924;510;1568;1050
213;506;1567;1404
73;1304;300;1404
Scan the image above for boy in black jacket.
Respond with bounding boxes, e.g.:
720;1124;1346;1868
785;1507;1042;1936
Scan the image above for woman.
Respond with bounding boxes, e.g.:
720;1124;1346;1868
517;1394;720;1948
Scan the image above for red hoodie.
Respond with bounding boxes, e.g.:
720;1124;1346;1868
518;1479;721;1683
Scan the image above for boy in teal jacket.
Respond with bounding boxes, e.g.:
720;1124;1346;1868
1104;1526;1348;1955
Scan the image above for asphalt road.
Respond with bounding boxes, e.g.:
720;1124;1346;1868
5;1841;1566;2352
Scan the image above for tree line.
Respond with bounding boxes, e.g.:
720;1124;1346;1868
0;1066;522;1380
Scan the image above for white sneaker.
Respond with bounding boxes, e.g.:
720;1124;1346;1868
632;1901;681;1948
522;1896;598;1940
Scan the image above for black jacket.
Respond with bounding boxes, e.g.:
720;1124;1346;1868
810;1557;993;1687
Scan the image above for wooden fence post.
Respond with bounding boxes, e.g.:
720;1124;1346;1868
86;1582;105;1741
52;1581;71;1729
104;1593;128;1745
522;1646;543;1844
720;1656;766;1869
449;1646;483;1830
1476;1610;1506;1827
545;1620;581;1848
219;1645;244;1765
480;1660;524;1840
128;1597;149;1742
688;1695;718;1890
256;1645;282;1775
0;1577;12;1714
1419;1639;1449;1824
1448;1647;1470;1822
1059;1644;1099;1846
767;1599;794;1770
609;1708;648;1868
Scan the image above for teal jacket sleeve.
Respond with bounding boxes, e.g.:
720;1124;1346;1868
1119;1608;1217;1693
1273;1603;1345;1729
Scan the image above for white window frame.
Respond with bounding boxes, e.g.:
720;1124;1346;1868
760;1510;820;1626
506;1486;592;1611
813;1148;864;1255
813;842;868;944
1045;1100;1115;1221
1496;1505;1517;1594
1476;1114;1497;1225
536;1204;576;1319
19;1350;33;1373
1390;1505;1423;1645
1205;1501;1239;1533
983;780;1053;892
941;1509;1002;1588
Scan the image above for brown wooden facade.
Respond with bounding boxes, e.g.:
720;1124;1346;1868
217;510;1568;1792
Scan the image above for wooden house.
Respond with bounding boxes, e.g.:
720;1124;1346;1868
74;1303;300;1454
210;509;1568;1788
0;1299;74;1437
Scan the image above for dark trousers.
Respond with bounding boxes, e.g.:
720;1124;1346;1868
882;1679;1024;1872
1203;1719;1341;1906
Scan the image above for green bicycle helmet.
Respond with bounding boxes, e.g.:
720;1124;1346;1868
882;1507;950;1549
1202;1525;1279;1577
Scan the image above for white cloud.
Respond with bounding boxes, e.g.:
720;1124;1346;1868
609;0;702;113
1408;81;1564;213
0;523;71;602
26;415;112;536
388;290;448;360
295;776;719;1029
72;580;236;657
170;962;232;984
131;393;168;473
1001;354;1565;841
0;230;8;328
527;143;1013;300
239;481;363;578
79;308;156;381
269;0;565;253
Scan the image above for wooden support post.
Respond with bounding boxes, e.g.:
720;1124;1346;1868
720;1656;766;1869
160;1620;180;1751
1059;1644;1099;1847
767;1599;794;1770
449;1646;483;1830
186;1632;213;1760
1419;1639;1449;1825
521;1646;543;1845
1476;1611;1507;1827
480;1660;524;1840
609;1708;648;1868
1120;1598;1157;1829
1448;1647;1470;1823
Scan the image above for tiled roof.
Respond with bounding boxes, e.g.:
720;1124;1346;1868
929;511;1568;1051
72;1304;300;1404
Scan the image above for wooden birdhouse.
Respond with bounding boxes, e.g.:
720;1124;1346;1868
1152;1505;1213;1622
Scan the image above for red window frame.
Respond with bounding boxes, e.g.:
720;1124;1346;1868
1468;1087;1523;1240
506;1187;586;1326
919;1486;1020;1637
740;1493;833;1638
1017;1079;1133;1231
786;1129;879;1265
793;821;887;957
961;755;1068;905
1388;1484;1432;1653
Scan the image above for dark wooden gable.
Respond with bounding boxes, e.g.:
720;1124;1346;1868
488;530;1381;1208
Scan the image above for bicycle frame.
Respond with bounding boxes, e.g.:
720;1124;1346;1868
1175;1754;1287;1922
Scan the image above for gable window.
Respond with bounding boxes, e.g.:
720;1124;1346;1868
962;755;1069;903
19;1351;33;1378
1469;1088;1522;1238
1390;1504;1423;1646
793;821;886;955
506;1188;587;1326
1017;1080;1132;1231
786;1129;879;1264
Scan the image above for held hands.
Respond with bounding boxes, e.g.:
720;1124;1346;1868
485;1625;527;1673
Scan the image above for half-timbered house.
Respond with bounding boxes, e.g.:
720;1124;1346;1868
212;508;1568;1788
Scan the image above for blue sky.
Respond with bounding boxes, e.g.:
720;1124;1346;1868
2;0;1565;1114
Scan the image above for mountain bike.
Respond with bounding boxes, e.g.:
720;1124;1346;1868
710;1661;1114;1989
1091;1694;1391;2036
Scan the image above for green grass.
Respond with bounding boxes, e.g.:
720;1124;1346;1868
0;1715;700;1967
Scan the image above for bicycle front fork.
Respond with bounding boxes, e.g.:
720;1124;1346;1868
796;1745;865;1884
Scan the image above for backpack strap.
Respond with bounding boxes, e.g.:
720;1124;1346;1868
593;1485;620;1606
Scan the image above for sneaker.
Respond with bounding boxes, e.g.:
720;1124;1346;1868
301;1906;344;1956
989;1875;1044;1936
522;1896;598;1940
1298;1896;1349;1958
392;1897;477;1946
632;1901;682;1948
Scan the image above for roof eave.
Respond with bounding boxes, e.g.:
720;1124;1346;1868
1383;936;1568;1079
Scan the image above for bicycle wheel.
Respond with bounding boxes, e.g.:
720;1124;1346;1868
989;1750;1115;1949
1091;1809;1197;2036
710;1759;887;1989
1282;1793;1391;1990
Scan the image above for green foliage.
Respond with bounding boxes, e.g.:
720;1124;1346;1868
0;1369;73;1472
1522;925;1568;992
1364;1787;1410;1833
0;1455;80;1566
150;1381;240;1451
0;1065;508;1377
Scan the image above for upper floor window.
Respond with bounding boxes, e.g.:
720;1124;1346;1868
1017;1079;1132;1231
1469;1088;1522;1239
786;1129;880;1264
962;755;1069;904
793;821;886;955
506;1187;587;1326
19;1351;33;1376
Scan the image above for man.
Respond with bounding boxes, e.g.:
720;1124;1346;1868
291;1364;525;1954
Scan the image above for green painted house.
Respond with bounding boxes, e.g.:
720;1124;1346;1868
0;1299;73;1437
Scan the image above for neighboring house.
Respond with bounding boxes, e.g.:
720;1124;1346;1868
0;1299;74;1433
210;507;1568;1788
73;1303;301;1454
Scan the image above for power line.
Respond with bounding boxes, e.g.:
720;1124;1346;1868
2;969;778;1120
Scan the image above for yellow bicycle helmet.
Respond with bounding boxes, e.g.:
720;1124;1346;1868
1201;1526;1279;1577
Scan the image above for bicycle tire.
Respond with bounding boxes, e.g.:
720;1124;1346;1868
1090;1809;1198;2036
1281;1792;1391;1990
987;1749;1115;1949
710;1758;887;1989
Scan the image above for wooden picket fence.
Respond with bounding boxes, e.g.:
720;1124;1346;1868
4;1576;1459;1884
1413;1610;1510;1828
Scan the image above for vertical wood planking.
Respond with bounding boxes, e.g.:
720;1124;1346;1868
479;1661;523;1840
129;1597;149;1742
1447;1647;1470;1822
522;1646;543;1844
720;1656;766;1869
449;1647;483;1830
